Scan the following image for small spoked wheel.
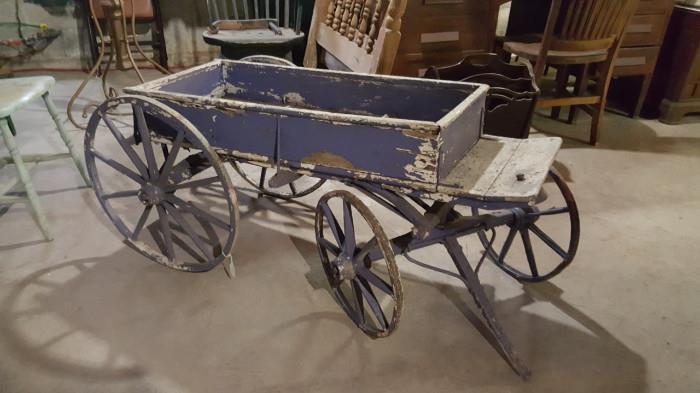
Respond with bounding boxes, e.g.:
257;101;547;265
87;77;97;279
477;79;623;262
473;170;580;283
231;161;326;199
85;95;239;272
315;191;403;338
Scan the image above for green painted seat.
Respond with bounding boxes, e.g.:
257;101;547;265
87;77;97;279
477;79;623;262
0;75;91;241
0;76;56;118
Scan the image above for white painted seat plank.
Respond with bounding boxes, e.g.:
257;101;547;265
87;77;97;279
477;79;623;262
0;76;55;118
438;136;562;203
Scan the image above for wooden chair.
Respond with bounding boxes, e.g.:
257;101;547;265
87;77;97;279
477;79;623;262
85;0;168;70
502;0;639;145
303;0;407;74
203;0;306;60
0;77;91;241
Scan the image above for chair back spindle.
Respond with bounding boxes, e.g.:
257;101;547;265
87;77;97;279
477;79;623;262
207;0;303;31
551;0;638;52
305;0;406;74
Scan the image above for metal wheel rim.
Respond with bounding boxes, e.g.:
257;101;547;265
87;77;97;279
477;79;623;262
85;95;239;272
230;160;326;200
315;190;403;338
474;169;580;283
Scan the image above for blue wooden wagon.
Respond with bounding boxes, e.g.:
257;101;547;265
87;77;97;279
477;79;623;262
85;58;580;378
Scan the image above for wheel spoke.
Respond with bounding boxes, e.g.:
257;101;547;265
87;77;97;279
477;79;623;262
350;280;366;325
356;265;393;296
90;149;144;185
166;195;232;230
320;202;344;247
163;176;221;192
100;112;149;178
102;190;139;199
497;226;518;265
158;130;184;185
133;104;159;180
355;277;389;330
156;205;175;260
163;202;211;261
131;205;152;240
530;223;569;259
342;200;356;256
318;237;341;256
355;237;377;262
520;229;539;278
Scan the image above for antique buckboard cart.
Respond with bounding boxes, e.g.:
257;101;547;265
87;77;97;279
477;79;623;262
85;58;580;379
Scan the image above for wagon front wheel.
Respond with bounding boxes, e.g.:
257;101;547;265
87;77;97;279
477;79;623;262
85;96;239;272
473;169;580;283
315;190;403;338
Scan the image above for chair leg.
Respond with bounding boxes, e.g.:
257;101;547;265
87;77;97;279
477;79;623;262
42;93;92;187
551;65;569;120
0;118;53;241
568;63;590;124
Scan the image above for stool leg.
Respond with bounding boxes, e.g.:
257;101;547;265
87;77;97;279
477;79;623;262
0;118;53;241
42;92;92;187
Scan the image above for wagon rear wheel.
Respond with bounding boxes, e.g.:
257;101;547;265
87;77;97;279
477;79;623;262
315;191;403;338
473;170;580;283
85;96;239;272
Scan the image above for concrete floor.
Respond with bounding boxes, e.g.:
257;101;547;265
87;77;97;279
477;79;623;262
0;71;699;393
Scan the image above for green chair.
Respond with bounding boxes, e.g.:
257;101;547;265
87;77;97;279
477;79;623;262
0;76;91;241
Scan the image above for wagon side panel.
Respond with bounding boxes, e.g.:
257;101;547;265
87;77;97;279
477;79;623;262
278;117;439;188
156;100;278;163
438;91;486;180
144;62;224;97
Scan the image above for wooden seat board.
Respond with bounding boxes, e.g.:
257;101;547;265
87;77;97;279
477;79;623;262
438;136;562;203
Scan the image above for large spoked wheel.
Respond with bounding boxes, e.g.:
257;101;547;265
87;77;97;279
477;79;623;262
315;191;403;338
231;54;326;200
473;170;580;283
85;96;239;272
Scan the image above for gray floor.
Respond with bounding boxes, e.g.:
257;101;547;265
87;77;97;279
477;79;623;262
0;71;699;393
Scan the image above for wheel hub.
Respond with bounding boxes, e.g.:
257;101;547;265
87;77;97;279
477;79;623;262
331;256;356;281
138;183;164;205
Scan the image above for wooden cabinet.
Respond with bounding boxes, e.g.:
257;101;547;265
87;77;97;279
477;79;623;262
391;0;502;76
610;0;675;116
646;5;700;123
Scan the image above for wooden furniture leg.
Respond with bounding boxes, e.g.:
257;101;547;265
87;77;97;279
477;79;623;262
551;65;569;120
42;93;92;186
567;63;589;124
0;118;53;241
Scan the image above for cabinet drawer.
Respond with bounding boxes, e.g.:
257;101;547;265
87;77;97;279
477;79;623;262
399;16;488;54
622;14;669;47
613;47;660;76
393;50;480;77
636;0;674;15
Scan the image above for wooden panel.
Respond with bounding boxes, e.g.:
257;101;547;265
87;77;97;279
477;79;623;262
613;46;659;76
399;15;486;54
622;14;668;47
636;0;675;15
